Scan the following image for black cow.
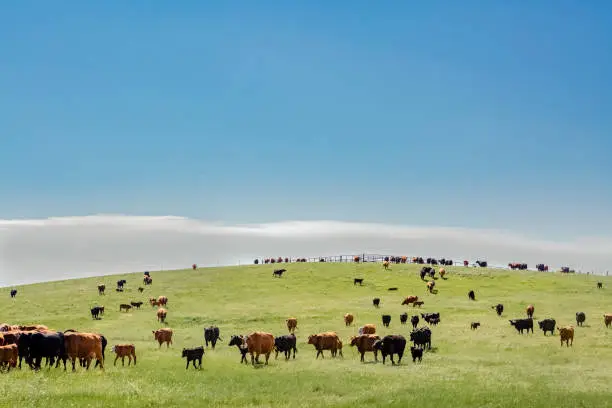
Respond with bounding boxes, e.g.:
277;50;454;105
597;282;603;289
18;331;66;370
410;346;423;363
492;304;504;316
509;318;533;334
182;346;204;370
117;279;127;289
130;301;143;309
10;289;17;298
92;334;107;369
382;315;391;327
410;327;431;350
373;335;406;365
428;317;440;326
421;312;440;324
373;298;380;308
274;334;297;360
273;269;286;277
138;287;144;292
228;335;249;364
98;284;105;295
204;326;221;349
468;290;475;301
471;322;480;330
420;267;432;280
575;312;586;326
353;278;364;285
410;315;419;329
400;313;408;325
538;319;556;335
388;287;398;291
91;306;103;320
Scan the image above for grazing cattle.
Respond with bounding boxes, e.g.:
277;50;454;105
410;327;432;349
373;335;406;365
286;318;297;333
10;289;17;298
274;334;297;360
119;304;132;312
18;331;66;370
558;326;574;347
246;331;275;365
117;279;126;289
182;346;204;369
410;315;419;329
427;281;435;293
308;332;341;359
410;346;423;363
157;296;168;307
372;298;380;308
382;260;390;270
526;305;535;319
63;332;104;370
91;306;103;320
492;304;504;316
509;318;534;334
421;313;440;325
350;334;380;362
400;313;408;325
439;268;446;279
412;301;424;307
381;315;391;327
420;267;432;280
359;324;376;335
204;326;221;349
149;297;159;306
471;322;480;330
353;278;364;286
0;344;18;370
401;296;418;305
575;312;586;326
228;335;249;364
604;314;612;328
597;282;603;289
143;276;152;285
112;344;136;366
468;290;475;301
344;313;354;326
130;301;143;309
273;269;286;278
138;287;144;293
152;328;173;348
538;319;556;335
157;308;167;323
428;317;440;326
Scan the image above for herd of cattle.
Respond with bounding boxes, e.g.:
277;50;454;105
2;264;611;372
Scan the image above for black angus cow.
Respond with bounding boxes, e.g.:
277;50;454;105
400;313;408;325
119;304;132;312
421;312;440;325
420;267;432;280
138;287;144;292
182;346;204;370
98;285;105;295
373;335;406;365
117;279;127;289
468;290;475;301
204;326;221;349
410;346;423;362
274;334;297;360
410;315;419;329
538;319;556;335
428;317;440;326
228;335;249;364
471;322;481;330
10;289;17;298
476;261;488;267
492;304;504;316
576;312;586;327
381;315;391;327
130;301;143;309
509;318;533;334
90;306;103;320
597;282;603;289
273;269;286;278
353;278;364;286
373;298;380;308
18;331;66;370
410;327;432;350
388;287;398;291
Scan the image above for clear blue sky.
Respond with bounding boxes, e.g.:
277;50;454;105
1;1;611;236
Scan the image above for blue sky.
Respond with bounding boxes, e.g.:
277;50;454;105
1;1;611;236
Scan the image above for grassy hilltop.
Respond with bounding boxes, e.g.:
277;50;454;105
1;262;611;408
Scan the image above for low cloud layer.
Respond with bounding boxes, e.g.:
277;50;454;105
1;215;611;287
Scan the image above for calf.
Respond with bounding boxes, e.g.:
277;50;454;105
470;322;480;330
373;298;380;308
538;319;556;335
119;304;132;312
273;269;286;278
286;318;297;333
274;334;297;360
604;314;612;328
112;344;136;366
492;304;504;316
157;308;167;323
410;346;423;363
526;305;535;319
344;313;354;326
558;326;574;347
468;290;475;301
400;313;408;325
10;290;17;298
228;335;249;364
509;318;533;334
182;346;204;369
0;344;18;370
401;296;418;305
373;335;406;365
381;315;391;327
575;312;586;327
204;326;221;349
353;278;364;286
410;315;419;329
130;301;143;309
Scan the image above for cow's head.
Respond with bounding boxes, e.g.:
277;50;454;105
349;336;359;346
307;335;318;345
372;339;383;351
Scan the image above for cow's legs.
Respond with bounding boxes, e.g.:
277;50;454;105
114;356;119;366
265;352;270;365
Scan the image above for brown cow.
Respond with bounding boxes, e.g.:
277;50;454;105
286;318;297;333
439;268;446;278
0;344;18;371
153;328;173;348
344;313;354;326
401;296;418;305
350;334;381;362
604;314;612;328
0;333;3;346
157;308;167;323
359;324;376;335
149;297;159;306
427;281;435;293
526;305;535;319
112;344;137;366
64;332;104;370
382;260;390;270
18;325;48;331
558;326;574;347
307;332;341;359
245;331;275;365
157;296;168;307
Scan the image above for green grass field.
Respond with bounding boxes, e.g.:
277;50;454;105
1;263;611;408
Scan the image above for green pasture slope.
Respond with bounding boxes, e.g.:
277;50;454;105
1;263;612;408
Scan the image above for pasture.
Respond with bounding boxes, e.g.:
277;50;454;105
1;263;612;408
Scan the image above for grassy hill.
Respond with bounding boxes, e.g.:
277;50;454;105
1;262;611;408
